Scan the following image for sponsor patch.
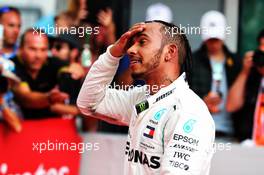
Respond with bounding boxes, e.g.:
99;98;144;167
143;125;155;139
153;108;167;121
135;100;149;114
140;142;155;150
169;160;189;171
173;134;199;146
183;119;196;133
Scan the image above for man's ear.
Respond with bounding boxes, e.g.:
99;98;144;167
165;44;178;62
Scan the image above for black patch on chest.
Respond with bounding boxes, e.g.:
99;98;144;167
135;100;149;115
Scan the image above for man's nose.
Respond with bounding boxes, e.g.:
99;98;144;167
127;44;138;56
36;50;46;60
13;25;20;35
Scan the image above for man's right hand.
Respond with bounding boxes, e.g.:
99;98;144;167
110;23;145;57
203;91;222;113
48;89;69;104
242;51;254;75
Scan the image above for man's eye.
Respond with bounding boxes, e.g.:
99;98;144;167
139;39;146;45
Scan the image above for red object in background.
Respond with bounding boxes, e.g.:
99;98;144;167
253;85;264;146
0;118;82;175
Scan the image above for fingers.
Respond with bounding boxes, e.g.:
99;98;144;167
210;97;222;105
204;92;222;105
98;8;112;16
245;51;254;57
105;8;113;15
244;51;254;63
110;23;145;57
131;22;145;28
98;12;107;21
49;90;69;104
119;22;146;43
244;56;253;65
97;8;113;26
120;25;145;43
205;97;221;105
67;63;85;80
129;23;145;32
242;51;254;72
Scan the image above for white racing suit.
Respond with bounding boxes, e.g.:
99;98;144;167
77;46;215;175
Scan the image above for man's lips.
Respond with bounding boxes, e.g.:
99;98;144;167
130;57;142;65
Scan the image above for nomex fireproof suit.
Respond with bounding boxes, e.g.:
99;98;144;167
77;46;215;175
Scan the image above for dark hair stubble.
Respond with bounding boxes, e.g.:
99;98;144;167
131;47;163;80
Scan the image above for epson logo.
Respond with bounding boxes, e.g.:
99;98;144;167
125;149;160;169
173;151;191;161
173;134;199;146
155;90;173;103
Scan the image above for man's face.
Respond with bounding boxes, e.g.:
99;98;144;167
20;33;48;72
0;11;21;46
127;23;164;79
51;41;71;61
205;38;223;54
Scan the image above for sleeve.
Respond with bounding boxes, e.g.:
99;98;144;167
160;108;215;175
77;46;146;125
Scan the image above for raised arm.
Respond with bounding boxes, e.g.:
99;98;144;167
226;51;253;112
77;23;146;125
13;82;68;109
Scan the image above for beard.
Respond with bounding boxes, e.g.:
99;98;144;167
131;49;162;80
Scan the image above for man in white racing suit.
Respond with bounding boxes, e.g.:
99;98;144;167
77;21;215;175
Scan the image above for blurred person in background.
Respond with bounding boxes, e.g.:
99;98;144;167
54;0;116;67
12;29;82;119
34;0;87;36
76;0;118;132
89;7;116;58
190;11;241;141
54;11;77;29
50;33;83;105
226;29;264;142
0;6;21;60
67;0;88;25
81;3;116;66
0;6;22;132
0;59;22;132
50;33;82;63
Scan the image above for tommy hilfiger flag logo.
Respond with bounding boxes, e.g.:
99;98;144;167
143;125;155;139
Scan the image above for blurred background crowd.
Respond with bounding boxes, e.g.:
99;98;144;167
0;0;264;145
